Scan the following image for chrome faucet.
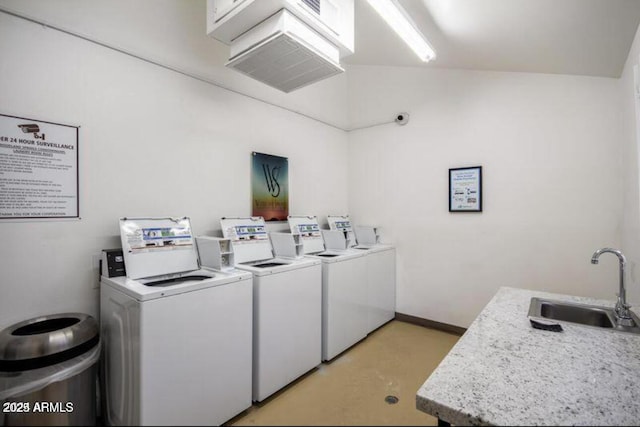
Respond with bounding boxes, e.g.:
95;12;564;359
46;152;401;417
591;248;634;326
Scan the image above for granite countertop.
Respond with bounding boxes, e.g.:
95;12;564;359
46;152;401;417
416;287;640;426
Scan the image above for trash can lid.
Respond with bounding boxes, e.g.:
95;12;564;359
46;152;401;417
0;313;99;371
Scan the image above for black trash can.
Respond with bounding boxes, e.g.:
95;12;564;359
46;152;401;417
0;313;100;426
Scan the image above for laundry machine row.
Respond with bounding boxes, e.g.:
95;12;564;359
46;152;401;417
100;214;395;425
269;214;396;362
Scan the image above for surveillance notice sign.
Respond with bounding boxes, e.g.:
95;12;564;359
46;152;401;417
0;114;79;220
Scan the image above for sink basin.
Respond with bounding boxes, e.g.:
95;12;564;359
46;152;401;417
528;297;640;335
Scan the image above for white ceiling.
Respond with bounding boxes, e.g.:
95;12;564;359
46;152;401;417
345;0;640;78
2;0;640;129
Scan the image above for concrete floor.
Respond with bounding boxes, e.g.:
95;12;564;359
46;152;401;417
227;320;460;426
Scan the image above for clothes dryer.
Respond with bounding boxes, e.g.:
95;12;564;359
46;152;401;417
220;217;322;402
100;217;253;426
288;215;367;361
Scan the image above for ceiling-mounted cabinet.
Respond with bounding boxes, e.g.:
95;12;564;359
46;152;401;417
207;0;354;92
208;0;354;55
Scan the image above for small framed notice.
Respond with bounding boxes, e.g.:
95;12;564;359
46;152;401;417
0;114;79;220
449;166;482;212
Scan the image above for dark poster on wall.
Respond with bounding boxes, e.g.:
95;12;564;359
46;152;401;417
251;152;289;221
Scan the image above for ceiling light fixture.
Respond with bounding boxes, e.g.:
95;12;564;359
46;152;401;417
366;0;436;62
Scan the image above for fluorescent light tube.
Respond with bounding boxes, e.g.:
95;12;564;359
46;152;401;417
366;0;436;62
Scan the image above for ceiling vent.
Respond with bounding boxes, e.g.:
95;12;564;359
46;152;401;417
226;9;344;93
302;0;321;15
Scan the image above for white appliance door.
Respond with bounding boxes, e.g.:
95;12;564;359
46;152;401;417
139;279;253;426
366;248;396;333
322;256;368;361
253;264;322;401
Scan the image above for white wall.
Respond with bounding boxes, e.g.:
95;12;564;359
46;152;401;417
347;66;623;327
0;11;349;329
1;1;635;332
0;0;350;129
619;23;640;307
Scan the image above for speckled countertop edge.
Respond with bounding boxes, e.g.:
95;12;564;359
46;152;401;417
416;287;640;426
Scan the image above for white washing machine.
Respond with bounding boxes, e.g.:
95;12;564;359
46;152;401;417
328;217;397;334
100;217;253;426
288;215;367;361
361;243;396;332
220;217;322;402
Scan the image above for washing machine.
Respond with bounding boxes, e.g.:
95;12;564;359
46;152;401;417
100;217;253;426
220;216;322;402
288;215;367;361
349;222;397;333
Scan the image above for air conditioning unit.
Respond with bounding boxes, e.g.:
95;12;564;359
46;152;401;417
207;0;353;92
226;9;343;92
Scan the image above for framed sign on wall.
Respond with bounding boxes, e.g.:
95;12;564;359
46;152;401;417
251;151;288;221
449;166;482;212
0;113;79;220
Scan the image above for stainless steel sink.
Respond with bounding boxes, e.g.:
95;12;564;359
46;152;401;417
528;297;640;335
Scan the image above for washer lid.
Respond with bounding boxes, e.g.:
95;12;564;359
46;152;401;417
119;217;199;280
354;225;380;246
220;217;273;264
288;215;325;254
326;214;356;248
101;268;250;301
327;214;352;232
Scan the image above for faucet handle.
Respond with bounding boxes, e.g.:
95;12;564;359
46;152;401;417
615;300;633;320
617;316;636;327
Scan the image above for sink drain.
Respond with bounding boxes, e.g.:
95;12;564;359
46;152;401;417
385;395;399;404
